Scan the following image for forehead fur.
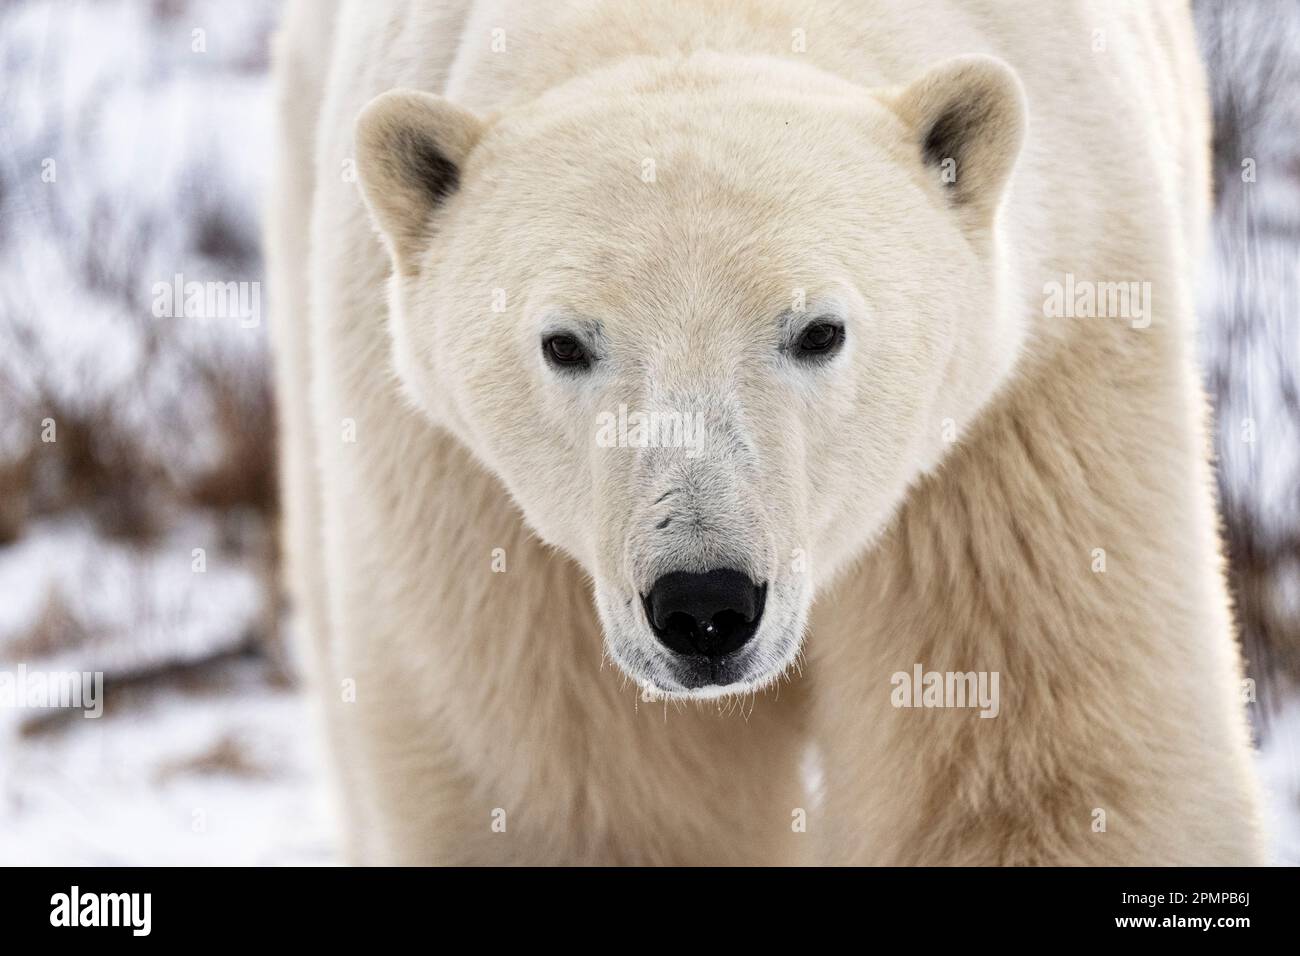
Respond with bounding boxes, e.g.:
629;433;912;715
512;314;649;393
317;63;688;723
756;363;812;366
433;56;947;324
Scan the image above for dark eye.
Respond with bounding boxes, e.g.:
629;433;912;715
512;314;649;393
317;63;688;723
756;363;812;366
542;333;590;370
794;321;845;358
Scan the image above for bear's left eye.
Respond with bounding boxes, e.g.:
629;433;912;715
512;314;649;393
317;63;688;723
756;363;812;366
542;333;591;370
793;321;846;359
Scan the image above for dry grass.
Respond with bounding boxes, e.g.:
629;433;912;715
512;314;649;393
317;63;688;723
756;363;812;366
155;733;272;782
1;588;86;663
0;451;33;544
183;353;277;516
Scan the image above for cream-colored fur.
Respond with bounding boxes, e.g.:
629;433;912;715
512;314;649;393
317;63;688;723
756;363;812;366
268;0;1265;864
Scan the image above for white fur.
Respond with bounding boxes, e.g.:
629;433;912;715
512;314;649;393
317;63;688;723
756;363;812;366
268;0;1264;864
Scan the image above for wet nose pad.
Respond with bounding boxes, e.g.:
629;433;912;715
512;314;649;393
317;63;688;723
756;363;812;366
642;569;766;659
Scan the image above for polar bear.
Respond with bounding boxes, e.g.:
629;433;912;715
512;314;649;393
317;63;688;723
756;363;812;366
267;0;1265;864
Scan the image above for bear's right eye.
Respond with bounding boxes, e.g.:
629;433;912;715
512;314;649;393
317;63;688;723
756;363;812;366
793;321;846;359
542;333;591;370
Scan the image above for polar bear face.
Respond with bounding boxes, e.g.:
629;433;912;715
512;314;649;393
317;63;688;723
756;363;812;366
356;54;1026;698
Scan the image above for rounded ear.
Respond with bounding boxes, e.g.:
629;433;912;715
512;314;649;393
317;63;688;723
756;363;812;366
355;90;486;272
888;55;1026;226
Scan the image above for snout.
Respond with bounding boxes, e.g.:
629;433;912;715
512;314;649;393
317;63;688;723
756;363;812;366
642;568;766;660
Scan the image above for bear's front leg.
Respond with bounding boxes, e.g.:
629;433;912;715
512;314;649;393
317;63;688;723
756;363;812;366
808;334;1264;866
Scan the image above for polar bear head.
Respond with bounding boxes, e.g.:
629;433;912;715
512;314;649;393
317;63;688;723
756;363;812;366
355;53;1026;699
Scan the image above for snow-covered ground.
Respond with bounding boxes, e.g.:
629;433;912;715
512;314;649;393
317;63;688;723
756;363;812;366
0;515;267;680
0;0;1296;866
0;656;335;866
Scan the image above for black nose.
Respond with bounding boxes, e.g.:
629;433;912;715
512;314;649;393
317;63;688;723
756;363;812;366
643;569;766;659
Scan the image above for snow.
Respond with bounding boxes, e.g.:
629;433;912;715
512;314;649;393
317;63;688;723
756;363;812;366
0;657;335;866
0;514;267;680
